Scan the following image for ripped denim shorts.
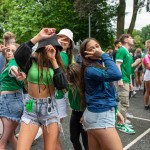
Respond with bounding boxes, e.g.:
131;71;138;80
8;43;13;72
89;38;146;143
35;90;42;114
21;95;59;126
0;92;24;122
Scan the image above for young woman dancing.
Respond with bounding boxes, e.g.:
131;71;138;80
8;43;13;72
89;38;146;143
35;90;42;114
14;28;68;150
80;38;124;150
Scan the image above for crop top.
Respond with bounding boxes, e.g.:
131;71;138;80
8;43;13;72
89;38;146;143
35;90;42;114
27;61;54;85
14;40;68;90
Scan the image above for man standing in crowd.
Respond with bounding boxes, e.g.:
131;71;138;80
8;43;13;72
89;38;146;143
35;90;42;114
115;34;136;134
112;39;122;62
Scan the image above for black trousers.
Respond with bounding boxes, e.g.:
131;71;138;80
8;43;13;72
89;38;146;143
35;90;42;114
70;110;89;150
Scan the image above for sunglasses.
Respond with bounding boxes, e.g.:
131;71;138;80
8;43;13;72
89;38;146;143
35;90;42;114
47;97;55;114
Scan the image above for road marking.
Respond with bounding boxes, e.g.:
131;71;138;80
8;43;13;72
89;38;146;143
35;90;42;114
127;114;150;122
123;128;150;150
131;116;150;122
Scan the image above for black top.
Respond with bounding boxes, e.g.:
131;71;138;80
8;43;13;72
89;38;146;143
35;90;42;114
134;55;143;71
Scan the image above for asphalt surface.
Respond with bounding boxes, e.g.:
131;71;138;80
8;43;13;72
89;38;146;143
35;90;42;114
7;89;150;150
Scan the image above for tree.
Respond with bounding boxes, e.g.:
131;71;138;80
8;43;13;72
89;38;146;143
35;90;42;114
117;0;150;38
1;0;84;43
127;0;139;34
116;0;126;38
74;0;117;48
140;25;150;42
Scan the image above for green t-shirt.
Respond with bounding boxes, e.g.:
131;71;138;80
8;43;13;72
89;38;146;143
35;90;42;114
0;58;24;91
68;86;81;111
55;51;69;99
60;51;75;69
60;51;69;70
116;46;132;83
56;51;75;99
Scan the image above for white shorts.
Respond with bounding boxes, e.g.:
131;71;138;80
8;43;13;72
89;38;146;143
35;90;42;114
144;70;150;81
55;98;68;119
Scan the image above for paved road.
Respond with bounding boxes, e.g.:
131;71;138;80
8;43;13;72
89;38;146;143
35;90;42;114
7;89;150;150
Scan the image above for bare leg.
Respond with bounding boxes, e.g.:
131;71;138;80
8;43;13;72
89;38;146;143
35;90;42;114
17;122;39;150
87;131;102;150
135;71;139;87
42;122;59;150
55;118;63;150
144;81;150;106
55;138;62;150
91;128;123;150
0;118;18;150
138;72;142;87
9;134;17;150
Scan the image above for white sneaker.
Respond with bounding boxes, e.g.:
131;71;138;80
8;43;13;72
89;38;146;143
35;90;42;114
126;113;134;118
140;86;144;90
131;91;136;97
135;87;139;91
16;127;43;140
133;91;136;95
125;119;131;124
35;128;42;140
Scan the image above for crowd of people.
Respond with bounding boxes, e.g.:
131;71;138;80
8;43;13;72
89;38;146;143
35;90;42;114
0;27;150;150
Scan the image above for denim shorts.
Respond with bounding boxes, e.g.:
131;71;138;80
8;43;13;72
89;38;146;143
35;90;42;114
21;95;59;126
55;98;68;119
82;108;115;131
0;92;24;122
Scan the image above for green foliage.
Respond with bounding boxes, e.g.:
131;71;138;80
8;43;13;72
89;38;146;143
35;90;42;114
0;0;117;49
134;35;145;50
140;25;150;42
124;29;145;50
1;0;82;43
74;0;117;48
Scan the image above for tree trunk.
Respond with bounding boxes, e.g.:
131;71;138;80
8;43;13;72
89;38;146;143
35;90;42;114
117;0;126;38
127;0;139;35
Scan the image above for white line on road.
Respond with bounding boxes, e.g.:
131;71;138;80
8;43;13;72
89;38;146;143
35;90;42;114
123;128;150;150
131;116;150;122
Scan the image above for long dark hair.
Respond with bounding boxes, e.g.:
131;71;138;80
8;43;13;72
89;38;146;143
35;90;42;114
66;41;73;66
68;63;81;95
34;47;65;93
80;38;105;109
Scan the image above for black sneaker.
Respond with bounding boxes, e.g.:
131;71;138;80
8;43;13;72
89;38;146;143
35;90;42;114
144;105;149;110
